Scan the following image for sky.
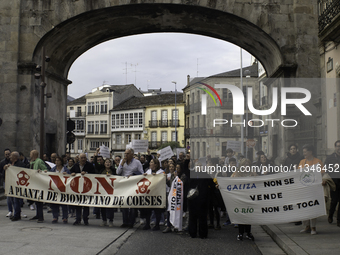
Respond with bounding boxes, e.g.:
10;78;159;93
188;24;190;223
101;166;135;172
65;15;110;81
67;33;252;99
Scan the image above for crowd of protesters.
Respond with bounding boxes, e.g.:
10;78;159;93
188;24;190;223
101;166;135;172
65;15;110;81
1;140;340;240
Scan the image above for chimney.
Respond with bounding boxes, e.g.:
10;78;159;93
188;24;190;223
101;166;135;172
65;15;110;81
187;75;190;86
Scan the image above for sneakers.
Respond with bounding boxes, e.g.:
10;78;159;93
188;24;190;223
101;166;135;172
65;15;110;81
30;204;35;210
311;230;317;235
37;219;44;223
245;233;255;241
140;218;145;225
215;224;221;230
163;227;172;233
11;216;21;221
300;227;311;233
109;221;114;227
6;212;12;217
234;224;239;228
29;216;39;221
223;220;231;226
159;221;164;226
120;223;128;228
237;234;243;241
73;221;80;226
63;219;68;224
100;221;108;227
52;219;58;224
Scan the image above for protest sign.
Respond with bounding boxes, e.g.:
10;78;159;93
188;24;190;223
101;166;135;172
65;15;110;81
158;146;174;160
99;144;110;159
226;141;242;153
176;148;186;159
168;176;183;231
217;170;326;225
132;140;148;153
6;166;166;208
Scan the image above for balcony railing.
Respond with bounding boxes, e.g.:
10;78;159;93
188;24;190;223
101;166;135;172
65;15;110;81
319;0;340;32
169;119;180;127
148;141;169;149
67;112;85;117
159;120;168;127
149;120;158;128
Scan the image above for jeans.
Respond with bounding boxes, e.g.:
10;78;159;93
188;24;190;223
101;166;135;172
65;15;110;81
75;206;89;223
101;208;114;221
10;197;21;218
51;204;68;220
122;208;135;225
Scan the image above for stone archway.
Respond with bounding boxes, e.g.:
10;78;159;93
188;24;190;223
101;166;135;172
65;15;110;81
0;1;320;155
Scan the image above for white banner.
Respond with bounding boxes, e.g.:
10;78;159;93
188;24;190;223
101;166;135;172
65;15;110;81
168;176;183;231
5;166;166;208
217;171;326;225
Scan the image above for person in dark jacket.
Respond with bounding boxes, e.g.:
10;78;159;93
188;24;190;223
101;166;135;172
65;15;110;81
283;144;304;170
71;153;95;226
188;164;215;239
325;140;340;226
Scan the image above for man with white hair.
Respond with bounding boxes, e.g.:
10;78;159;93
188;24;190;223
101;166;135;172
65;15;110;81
117;148;143;228
3;151;27;221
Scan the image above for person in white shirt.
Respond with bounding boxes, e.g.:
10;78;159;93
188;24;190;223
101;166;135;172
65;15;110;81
116;148;143;228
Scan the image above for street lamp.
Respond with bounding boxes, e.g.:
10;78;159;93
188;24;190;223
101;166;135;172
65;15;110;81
34;46;51;158
172;81;177;143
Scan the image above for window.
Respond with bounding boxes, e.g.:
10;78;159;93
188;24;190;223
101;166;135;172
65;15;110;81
172;109;179;126
70;142;74;152
111;112;143;129
78;139;83;152
87;121;94;134
172;131;177;142
161;110;168;126
77;106;82;117
87;102;94;114
90;141;109;150
100;101;107;113
76;120;84;131
327;57;333;73
130;113;133;128
126;134;132;144
100;121;107;134
151;131;157;141
95;101;99;114
161;131;167;143
202;142;206;157
95;121;99;134
116;135;122;144
135;134;141;140
139;113;143;127
70;107;74;110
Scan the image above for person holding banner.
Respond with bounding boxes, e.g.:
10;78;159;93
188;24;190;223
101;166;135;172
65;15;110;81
117;148;143;228
50;156;71;224
100;159;116;227
298;144;325;235
71;153;96;226
163;163;177;233
28;150;48;223
231;158;256;241
3;151;27;221
142;158;165;231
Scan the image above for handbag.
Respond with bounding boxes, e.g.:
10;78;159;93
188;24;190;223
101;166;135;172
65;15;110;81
187;186;199;200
